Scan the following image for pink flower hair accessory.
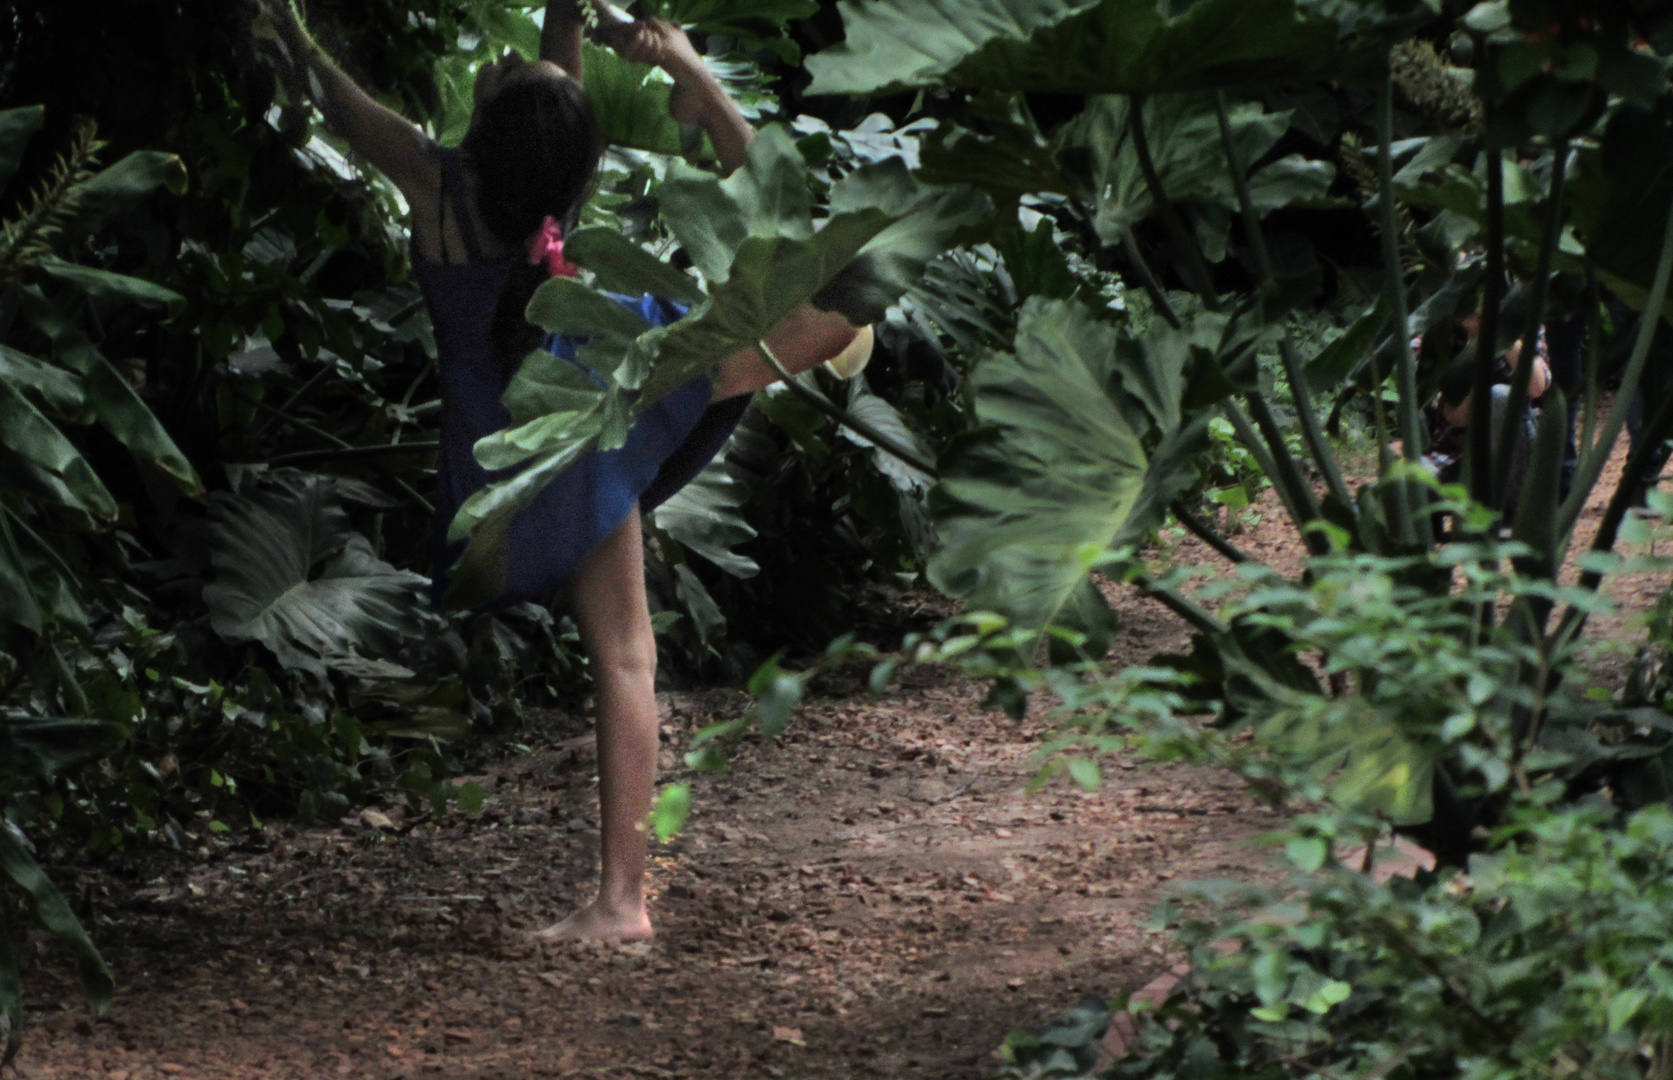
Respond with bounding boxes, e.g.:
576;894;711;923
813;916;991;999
527;215;579;278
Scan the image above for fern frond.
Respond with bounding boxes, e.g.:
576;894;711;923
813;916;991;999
0;118;105;289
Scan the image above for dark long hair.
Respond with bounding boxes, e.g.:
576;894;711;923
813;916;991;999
461;64;602;377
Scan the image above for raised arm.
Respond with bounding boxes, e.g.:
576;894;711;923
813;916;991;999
616;20;754;175
540;0;587;81
255;0;434;199
605;18;863;392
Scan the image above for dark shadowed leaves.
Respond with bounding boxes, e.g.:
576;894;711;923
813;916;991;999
205;475;428;676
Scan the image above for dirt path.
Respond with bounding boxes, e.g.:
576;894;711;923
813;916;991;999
10;430;1661;1080
10;590;1289;1080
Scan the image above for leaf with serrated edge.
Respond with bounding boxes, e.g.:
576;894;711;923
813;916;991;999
806;0;1341;98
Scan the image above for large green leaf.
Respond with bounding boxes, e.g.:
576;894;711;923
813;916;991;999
205;476;428;676
652;0;818;38
0;512;42;640
805;0;1099;97
17;289;201;495
805;0;1344;98
563;227;704;305
0;344;85;418
0;819;113;1066
927;297;1146;646
918;93;1069;201
0;377;116;519
0;105;44;194
1061;93;1335;248
1579;104;1673;311
840;380;936;493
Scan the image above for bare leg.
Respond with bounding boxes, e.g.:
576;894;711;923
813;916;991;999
533;512;658;942
708;304;860;400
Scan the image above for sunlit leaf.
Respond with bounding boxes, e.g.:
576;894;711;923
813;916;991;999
648;783;692;842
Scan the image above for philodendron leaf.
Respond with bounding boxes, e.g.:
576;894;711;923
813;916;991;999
583;42;684;155
643;150;991;401
839;380;936;492
205;475;427;675
0;819;113;1057
652;0;818;39
928;297;1147;650
805;0;1344;99
0;344;85;418
563;227;704;305
0;513;43;640
447;127;986;598
652;442;760;578
1062;93;1335;247
0;378;116;519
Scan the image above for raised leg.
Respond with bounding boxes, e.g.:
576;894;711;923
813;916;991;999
533;511;658;942
708;304;861;400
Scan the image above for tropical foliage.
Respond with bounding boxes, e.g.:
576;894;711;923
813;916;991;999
8;0;1673;1072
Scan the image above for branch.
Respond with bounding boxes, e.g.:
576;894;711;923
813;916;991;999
1170;500;1250;564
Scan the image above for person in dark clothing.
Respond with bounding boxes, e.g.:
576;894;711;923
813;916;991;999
1545;308;1586;500
1421;307;1550;512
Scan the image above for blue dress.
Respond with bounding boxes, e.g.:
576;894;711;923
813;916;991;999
416;150;748;607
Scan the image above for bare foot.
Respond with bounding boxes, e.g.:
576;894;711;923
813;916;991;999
531;898;653;943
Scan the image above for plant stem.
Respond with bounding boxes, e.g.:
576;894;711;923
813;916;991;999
256;363;332;439
1552;389;1673;653
1375;69;1421;461
1491;138;1568;509
1580;260;1602;464
1214;91;1352;512
1557;191;1673;540
1221;401;1312;539
1374;65;1434;548
1126;569;1227;637
752;340;939;477
1121;228;1183;330
1170;500;1249;564
1128;96;1222;312
251;441;440;468
1129;97;1320;549
1469;150;1507;508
